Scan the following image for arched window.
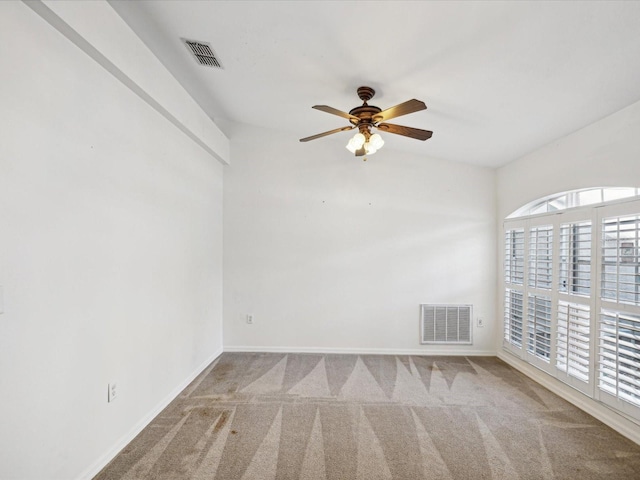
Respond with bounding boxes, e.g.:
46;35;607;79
503;187;640;422
507;187;640;218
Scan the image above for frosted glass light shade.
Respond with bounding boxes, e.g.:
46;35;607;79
369;133;384;150
346;132;367;153
364;142;377;155
346;132;382;155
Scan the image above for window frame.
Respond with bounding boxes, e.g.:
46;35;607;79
503;222;527;358
503;196;640;419
593;199;640;418
507;187;640;219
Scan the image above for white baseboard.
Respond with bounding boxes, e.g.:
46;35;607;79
223;345;497;356
77;347;224;480
497;351;640;446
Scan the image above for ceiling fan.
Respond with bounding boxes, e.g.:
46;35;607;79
299;86;433;157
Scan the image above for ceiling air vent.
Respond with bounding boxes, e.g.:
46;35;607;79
182;38;222;68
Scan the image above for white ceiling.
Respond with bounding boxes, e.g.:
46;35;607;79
110;0;640;168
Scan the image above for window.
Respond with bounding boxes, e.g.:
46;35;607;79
504;289;524;348
504;228;525;352
602;215;640;305
504;191;640;421
559;222;591;296
529;226;553;289
527;294;552;362
598;213;640;413
557;301;590;383
599;310;640;408
507;187;640;218
505;229;524;285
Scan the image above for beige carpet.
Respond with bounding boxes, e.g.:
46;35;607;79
94;353;640;479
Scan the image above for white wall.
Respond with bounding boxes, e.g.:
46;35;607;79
0;2;224;479
223;122;496;354
497;99;640;220
496;99;640;442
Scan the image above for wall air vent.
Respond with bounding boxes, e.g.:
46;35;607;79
182;38;223;68
420;304;472;344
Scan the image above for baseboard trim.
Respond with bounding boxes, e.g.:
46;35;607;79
77;346;224;480
497;351;640;446
223;345;497;356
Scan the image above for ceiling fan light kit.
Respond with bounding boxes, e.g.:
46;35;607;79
345;131;385;155
300;86;433;160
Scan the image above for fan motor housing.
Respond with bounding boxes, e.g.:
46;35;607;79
348;105;382;125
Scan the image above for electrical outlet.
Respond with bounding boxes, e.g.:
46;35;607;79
108;383;118;402
246;314;253;324
477;317;485;328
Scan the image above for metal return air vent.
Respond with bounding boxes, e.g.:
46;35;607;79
420;304;472;344
182;39;222;68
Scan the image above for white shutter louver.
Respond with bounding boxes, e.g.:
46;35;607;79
505;229;525;285
527;294;552;362
598;309;640;408
504;289;524;348
602;215;640;305
557;301;590;383
559;222;592;296
529;226;553;290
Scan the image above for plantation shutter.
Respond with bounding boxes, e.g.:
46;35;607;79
504;226;525;353
598;310;640;408
598;212;640;415
559;222;591;296
556;301;590;383
527;294;552;362
505;228;525;284
601;215;640;305
504;289;524;348
504;196;640;422
529;226;553;290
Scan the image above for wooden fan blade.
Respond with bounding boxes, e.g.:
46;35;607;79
373;99;426;123
313;105;360;123
299;125;354;142
377;123;433;141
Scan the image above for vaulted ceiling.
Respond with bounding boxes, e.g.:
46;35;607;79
110;0;640;167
